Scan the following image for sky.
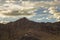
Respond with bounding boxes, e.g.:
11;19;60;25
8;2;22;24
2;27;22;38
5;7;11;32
0;0;60;23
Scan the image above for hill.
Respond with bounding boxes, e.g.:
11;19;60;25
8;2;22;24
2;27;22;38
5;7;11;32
0;17;60;40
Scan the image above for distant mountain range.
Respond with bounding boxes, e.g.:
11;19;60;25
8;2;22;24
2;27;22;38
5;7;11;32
0;17;60;40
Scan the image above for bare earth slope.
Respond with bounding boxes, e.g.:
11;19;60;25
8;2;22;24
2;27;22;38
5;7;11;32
0;17;60;40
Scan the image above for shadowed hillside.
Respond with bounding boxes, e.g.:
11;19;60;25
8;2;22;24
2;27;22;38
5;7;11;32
0;17;60;40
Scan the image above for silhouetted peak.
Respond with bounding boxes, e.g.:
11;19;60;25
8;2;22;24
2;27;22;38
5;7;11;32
20;17;28;20
15;17;30;23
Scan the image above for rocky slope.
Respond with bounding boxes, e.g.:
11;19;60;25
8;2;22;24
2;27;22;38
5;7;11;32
0;17;60;40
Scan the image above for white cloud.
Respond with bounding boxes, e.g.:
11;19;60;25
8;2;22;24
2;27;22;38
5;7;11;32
0;21;10;24
46;18;50;20
37;17;45;20
0;0;60;23
37;19;42;20
0;1;37;23
48;6;60;21
0;1;37;16
43;10;47;13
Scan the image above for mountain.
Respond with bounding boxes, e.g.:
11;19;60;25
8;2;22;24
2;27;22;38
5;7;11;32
6;17;40;28
0;17;60;40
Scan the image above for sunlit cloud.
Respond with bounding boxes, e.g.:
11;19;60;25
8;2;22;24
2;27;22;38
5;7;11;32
0;1;36;16
43;10;47;13
0;0;60;23
48;6;60;21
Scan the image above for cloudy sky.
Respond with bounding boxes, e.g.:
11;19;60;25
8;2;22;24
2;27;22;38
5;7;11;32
0;0;60;23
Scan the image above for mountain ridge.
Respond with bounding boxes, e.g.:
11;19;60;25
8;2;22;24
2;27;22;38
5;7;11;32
0;17;60;40
0;17;60;24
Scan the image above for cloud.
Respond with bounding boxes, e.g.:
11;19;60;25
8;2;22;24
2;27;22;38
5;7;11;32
43;10;47;13
0;1;36;16
0;0;60;23
0;21;10;24
0;1;38;23
48;6;60;21
36;18;44;21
